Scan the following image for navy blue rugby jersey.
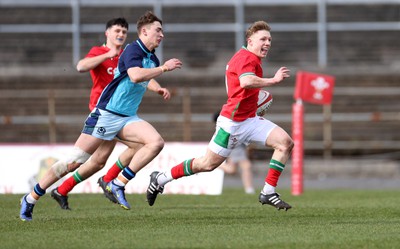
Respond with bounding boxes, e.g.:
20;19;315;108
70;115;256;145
96;39;160;116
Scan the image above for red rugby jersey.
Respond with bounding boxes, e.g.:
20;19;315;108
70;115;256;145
85;45;122;111
220;48;263;121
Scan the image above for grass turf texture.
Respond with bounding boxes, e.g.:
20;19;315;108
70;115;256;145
1;189;399;249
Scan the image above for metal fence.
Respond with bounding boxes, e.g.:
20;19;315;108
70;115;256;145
1;0;399;156
1;0;399;67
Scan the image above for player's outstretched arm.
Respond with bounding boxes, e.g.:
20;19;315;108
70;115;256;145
127;58;182;83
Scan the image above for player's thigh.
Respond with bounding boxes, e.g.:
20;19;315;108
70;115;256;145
91;140;117;165
118;138;144;151
74;133;104;155
117;139;143;163
118;120;163;145
246;117;277;147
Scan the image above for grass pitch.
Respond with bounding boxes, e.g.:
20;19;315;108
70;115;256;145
1;189;399;249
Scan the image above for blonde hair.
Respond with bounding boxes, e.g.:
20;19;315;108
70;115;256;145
245;21;271;40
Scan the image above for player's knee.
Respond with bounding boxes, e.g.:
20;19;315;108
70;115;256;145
67;146;92;164
288;138;295;152
148;137;165;153
89;156;107;170
281;137;294;154
272;136;294;155
52;147;91;178
90;150;109;168
51;160;68;179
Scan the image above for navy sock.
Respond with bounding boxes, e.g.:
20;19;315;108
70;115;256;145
33;183;46;196
121;167;136;181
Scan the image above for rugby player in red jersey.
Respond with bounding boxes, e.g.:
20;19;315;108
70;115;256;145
147;21;294;211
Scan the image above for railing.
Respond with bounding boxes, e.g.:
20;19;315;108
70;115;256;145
1;0;399;67
1;87;400;154
0;0;399;155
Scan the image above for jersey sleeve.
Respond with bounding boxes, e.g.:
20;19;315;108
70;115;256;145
86;46;102;58
237;55;259;78
122;44;143;69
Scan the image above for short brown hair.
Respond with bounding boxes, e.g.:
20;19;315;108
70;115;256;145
136;11;163;34
245;21;271;39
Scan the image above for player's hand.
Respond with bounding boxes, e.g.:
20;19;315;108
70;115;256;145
273;67;290;83
163;58;183;71
157;88;171;100
106;47;119;58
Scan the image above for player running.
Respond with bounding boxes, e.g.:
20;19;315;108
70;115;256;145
20;11;182;221
50;17;135;210
146;21;294;211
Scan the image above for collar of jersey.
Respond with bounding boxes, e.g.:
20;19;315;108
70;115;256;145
241;45;261;62
136;39;154;57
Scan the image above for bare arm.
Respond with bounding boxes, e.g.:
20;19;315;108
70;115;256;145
147;79;171;100
127;58;182;83
76;47;119;72
240;67;290;89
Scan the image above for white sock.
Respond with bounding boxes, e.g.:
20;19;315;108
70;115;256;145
26;193;37;204
261;183;275;195
113;178;126;187
157;171;173;186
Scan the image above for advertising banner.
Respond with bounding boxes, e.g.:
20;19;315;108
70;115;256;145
0;143;224;195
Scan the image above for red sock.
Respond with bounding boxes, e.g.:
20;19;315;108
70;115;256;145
103;160;124;182
57;176;77;196
171;159;194;179
265;159;285;187
265;168;281;187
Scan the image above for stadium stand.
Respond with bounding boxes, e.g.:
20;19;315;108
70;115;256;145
0;1;399;158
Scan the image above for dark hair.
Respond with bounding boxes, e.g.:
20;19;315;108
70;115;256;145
106;17;129;30
136;11;162;34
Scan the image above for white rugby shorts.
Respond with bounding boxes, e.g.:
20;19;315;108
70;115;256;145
208;115;277;157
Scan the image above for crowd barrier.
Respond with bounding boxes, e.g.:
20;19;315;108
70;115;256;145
0;142;224;195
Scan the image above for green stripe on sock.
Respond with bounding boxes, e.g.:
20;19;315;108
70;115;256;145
269;159;285;172
116;159;125;170
183;159;194;176
73;171;83;183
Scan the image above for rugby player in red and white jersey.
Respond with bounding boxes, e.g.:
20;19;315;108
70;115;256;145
50;18;138;210
147;21;294;211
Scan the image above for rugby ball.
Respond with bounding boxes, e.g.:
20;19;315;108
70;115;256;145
256;90;273;116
